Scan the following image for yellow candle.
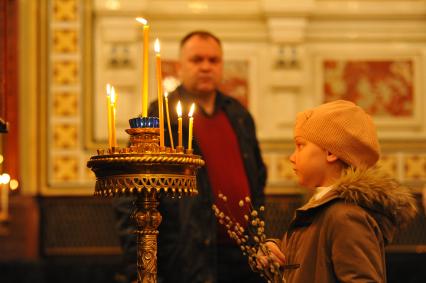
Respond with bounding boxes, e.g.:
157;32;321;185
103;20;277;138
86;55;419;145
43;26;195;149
177;101;182;147
106;84;113;148
110;87;117;148
164;92;174;149
154;39;164;147
136;17;149;117
188;103;195;150
0;173;10;220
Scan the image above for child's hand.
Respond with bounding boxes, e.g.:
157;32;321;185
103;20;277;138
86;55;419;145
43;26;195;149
256;241;286;269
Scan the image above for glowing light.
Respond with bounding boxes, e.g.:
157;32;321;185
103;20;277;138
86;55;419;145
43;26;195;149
135;17;148;25
188;103;195;117
0;173;10;184
154;38;160;53
176;101;182;117
106;83;111;96
9;179;19;190
110;87;117;104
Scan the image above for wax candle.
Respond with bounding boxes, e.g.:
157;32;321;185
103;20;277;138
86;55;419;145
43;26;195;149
0;173;10;219
188;103;195;150
177;101;182;148
110;87;117;148
164;92;174;149
106;84;113;148
135;17;149;117
154;39;164;147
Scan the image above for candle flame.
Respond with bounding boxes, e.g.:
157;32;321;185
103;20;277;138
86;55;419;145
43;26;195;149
0;173;10;184
110;87;117;105
135;17;148;25
188;103;195;117
106;83;111;96
177;101;182;117
154;38;160;53
164;91;168;98
10;179;19;190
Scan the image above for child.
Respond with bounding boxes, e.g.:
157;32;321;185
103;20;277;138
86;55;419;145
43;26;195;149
257;100;417;283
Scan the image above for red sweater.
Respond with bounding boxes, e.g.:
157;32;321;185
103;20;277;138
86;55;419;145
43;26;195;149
194;109;251;242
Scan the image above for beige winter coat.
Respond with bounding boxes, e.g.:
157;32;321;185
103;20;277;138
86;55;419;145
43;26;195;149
280;167;417;283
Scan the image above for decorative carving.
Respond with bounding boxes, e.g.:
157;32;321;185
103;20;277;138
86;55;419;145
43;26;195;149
53;155;79;181
53;92;78;116
53;60;78;84
94;175;198;197
53;29;78;53
53;123;78;148
53;0;77;21
134;194;162;283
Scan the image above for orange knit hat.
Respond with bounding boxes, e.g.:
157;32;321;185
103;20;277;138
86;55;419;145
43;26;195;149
294;100;380;168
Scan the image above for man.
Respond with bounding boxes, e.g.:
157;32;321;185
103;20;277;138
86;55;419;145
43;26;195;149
114;31;266;283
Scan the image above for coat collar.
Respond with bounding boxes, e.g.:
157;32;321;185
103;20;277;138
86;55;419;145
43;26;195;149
291;166;418;243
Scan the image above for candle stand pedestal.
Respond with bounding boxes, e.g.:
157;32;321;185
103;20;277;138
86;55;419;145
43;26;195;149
87;127;204;283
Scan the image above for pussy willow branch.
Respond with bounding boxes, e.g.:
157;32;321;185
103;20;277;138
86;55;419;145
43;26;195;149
212;195;284;282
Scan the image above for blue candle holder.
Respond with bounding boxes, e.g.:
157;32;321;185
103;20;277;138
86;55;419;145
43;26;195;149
129;117;159;128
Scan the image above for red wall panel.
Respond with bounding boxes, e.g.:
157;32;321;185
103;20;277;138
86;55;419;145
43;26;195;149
1;0;19;182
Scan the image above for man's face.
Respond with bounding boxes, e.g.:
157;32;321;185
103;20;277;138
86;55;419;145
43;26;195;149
178;36;223;96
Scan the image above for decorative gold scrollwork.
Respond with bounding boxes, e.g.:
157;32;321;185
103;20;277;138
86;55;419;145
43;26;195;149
94;174;198;197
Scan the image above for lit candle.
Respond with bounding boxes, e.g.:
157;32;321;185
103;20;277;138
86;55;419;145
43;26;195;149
106;84;113;148
177;101;182;148
9;179;19;191
164;92;174;149
110;86;117;148
154;39;164;148
136;17;149;117
0;173;10;220
188;103;195;151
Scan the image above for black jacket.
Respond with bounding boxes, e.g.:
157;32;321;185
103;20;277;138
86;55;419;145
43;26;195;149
151;86;267;283
113;86;266;283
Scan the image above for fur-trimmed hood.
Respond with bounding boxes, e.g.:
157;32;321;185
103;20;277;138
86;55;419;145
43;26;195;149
284;166;417;283
333;166;418;243
297;166;418;244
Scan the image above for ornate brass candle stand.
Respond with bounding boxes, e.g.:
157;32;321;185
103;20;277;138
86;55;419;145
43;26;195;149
87;126;204;283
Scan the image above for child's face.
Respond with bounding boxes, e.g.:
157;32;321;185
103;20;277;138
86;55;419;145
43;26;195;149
290;137;329;189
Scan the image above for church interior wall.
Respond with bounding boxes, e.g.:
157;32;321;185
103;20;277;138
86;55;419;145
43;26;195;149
0;0;425;282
